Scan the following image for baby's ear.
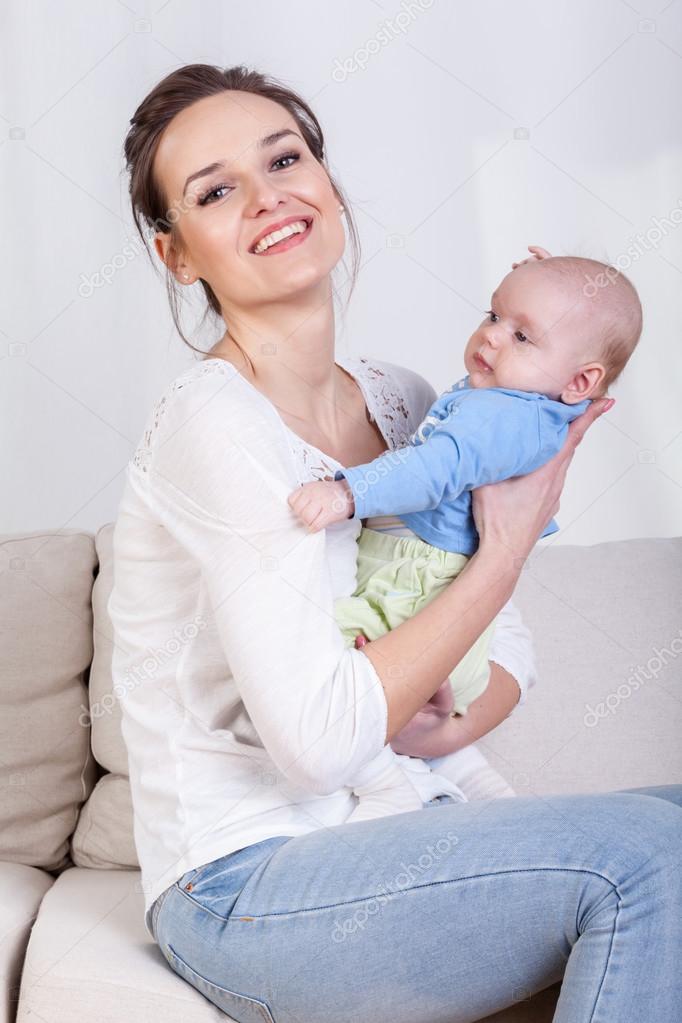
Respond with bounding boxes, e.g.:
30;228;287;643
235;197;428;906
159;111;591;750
562;363;606;404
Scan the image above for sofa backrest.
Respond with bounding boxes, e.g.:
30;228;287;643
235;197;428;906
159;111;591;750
0;530;97;871
3;529;680;876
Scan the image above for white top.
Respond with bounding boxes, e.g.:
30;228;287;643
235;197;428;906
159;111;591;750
108;353;475;937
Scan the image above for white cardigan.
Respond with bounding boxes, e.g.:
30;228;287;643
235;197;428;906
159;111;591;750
107;354;533;937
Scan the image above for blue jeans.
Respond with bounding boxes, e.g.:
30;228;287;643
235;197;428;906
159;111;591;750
151;786;682;1022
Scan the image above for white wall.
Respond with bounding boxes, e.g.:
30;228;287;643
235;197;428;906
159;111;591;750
2;0;681;544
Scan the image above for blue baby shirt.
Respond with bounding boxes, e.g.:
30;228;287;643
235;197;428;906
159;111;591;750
335;376;591;555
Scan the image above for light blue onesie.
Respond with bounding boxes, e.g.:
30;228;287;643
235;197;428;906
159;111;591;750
335;375;591;553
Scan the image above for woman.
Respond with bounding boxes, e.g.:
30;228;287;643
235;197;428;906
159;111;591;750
109;64;682;1022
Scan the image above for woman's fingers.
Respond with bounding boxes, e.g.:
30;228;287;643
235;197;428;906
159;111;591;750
469;394;614;557
511;245;552;269
566;396;614;450
423;680;455;716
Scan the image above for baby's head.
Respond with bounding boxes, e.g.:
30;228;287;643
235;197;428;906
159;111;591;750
463;256;643;403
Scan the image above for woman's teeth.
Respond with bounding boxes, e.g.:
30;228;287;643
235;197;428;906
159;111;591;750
253;220;309;254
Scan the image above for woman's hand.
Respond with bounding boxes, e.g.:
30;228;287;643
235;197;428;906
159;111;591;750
471;397;614;561
355;634;459;757
511;245;552;269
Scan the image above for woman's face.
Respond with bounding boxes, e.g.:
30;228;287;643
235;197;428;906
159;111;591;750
153;90;346;311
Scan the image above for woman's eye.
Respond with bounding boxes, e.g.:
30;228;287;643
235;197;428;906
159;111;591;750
271;151;300;171
514;330;529;343
198;184;231;207
197;152;300;207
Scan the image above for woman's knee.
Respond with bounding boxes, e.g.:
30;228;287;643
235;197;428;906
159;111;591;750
589;791;682;882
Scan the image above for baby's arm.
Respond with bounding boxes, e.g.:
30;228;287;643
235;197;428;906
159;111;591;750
288;390;551;531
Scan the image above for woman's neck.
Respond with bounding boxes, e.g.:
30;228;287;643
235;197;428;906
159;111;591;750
207;289;351;434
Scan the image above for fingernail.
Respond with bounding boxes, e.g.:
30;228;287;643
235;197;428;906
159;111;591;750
603;398;615;411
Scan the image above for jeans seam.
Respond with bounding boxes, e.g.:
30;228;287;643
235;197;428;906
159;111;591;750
151;884;174;942
589;888;621;1022
181;865;621;923
173;884;245;924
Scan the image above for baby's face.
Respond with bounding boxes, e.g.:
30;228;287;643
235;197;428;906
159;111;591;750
463;264;598;401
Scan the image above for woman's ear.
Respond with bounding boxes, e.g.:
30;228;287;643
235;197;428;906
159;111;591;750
561;363;607;403
154;232;173;270
154;232;189;280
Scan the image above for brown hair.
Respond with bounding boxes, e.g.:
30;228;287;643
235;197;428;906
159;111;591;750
123;64;361;353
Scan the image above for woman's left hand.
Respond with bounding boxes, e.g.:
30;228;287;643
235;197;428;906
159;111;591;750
355;633;460;758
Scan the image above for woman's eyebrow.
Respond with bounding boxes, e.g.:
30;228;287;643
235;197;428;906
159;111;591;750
182;129;303;197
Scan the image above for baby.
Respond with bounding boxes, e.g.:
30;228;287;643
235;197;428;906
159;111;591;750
288;255;643;822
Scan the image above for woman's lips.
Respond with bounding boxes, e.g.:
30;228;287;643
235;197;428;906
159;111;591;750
253;219;313;256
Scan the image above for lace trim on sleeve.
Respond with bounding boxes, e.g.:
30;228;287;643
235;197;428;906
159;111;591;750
131;356;413;482
131;361;230;474
352;357;412;450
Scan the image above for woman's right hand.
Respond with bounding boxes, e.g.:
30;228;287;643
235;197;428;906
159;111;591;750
511;245;552;269
471;397;614;562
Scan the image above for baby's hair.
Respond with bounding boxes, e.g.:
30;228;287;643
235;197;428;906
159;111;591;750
530;256;643;393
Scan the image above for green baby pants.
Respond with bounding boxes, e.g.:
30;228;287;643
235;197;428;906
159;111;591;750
334;526;495;715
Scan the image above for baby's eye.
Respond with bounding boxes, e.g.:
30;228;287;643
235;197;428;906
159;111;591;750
486;310;499;323
514;330;529;343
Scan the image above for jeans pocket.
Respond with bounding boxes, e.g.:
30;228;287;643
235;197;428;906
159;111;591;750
176;864;209;891
164;942;276;1023
176;837;292;919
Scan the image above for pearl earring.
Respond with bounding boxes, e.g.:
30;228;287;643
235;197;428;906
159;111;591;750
338;203;345;214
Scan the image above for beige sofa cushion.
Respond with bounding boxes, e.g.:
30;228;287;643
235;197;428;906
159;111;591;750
15;867;556;1023
16;868;235;1023
487;537;682;794
0;862;53;1023
0;530;97;870
71;523;137;869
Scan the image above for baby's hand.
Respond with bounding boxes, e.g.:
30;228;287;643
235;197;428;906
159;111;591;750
287;477;355;532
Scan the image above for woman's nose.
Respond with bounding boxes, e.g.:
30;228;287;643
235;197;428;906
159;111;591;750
243;176;288;219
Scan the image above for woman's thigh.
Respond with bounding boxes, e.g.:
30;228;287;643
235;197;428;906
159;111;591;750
155;785;682;1023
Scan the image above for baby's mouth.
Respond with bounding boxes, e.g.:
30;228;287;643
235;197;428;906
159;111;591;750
473;352;493;372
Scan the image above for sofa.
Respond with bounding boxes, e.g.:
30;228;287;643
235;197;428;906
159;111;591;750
1;525;680;1023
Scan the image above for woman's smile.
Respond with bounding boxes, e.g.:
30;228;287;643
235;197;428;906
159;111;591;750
250;216;314;256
